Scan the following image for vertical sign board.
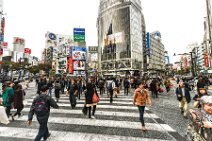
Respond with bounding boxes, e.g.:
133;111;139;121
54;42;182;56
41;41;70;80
146;32;151;57
68;57;73;74
204;53;209;68
73;28;85;42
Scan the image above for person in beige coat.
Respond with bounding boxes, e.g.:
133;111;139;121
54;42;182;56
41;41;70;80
133;80;151;131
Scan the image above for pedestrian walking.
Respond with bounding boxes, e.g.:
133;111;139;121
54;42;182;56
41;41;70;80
108;78;116;103
67;78;78;109
84;79;99;119
77;79;82;100
124;77;130;95
27;85;59;141
47;78;53;97
98;79;105;96
12;84;25;118
54;80;61;102
164;78;171;93
133;80;151;131
150;79;159;98
2;81;14;119
175;81;191;118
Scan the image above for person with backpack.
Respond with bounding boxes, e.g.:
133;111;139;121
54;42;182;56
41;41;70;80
2;81;14;119
108;78;116;104
27;85;59;141
133;80;151;132
12;84;25;119
164;78;171;93
98;79;105;96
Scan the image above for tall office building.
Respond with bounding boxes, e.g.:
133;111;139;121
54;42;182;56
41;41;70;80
97;0;145;77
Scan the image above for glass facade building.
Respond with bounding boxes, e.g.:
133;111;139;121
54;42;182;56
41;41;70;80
97;0;145;76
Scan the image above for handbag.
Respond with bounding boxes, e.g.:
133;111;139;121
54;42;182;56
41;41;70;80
0;106;10;124
92;92;100;103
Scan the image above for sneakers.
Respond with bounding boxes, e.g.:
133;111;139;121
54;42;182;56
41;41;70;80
44;133;51;141
141;126;147;132
91;116;96;119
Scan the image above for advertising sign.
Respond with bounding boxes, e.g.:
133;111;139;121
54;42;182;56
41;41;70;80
68;57;73;74
73;28;85;42
24;48;31;54
73;60;85;70
3;42;8;48
146;32;151;57
204;53;209;68
0;48;3;55
88;46;98;53
14;37;25;45
72;46;86;60
73;71;86;76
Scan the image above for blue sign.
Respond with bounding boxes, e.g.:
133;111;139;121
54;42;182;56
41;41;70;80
73;28;85;35
48;33;57;40
0;35;4;42
146;32;151;57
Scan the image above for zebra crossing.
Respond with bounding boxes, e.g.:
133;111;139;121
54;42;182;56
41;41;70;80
0;87;184;141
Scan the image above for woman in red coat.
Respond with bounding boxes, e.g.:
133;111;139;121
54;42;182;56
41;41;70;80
13;84;25;118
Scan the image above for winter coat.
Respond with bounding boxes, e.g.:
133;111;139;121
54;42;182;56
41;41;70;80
85;83;99;104
14;89;25;109
175;87;191;103
2;87;14;107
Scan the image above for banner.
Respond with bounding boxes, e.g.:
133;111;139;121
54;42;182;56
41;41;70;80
68;57;73;74
204;53;209;68
0;48;3;56
73;71;85;76
73;60;85;70
72;46;86;60
24;48;31;54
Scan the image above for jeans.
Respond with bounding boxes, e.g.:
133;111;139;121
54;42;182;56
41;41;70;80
34;118;49;141
138;106;145;126
179;97;189;116
109;90;113;103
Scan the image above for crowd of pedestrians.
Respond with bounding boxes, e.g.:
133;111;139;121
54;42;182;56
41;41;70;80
1;73;212;141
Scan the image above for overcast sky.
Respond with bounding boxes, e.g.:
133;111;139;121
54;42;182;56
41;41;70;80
3;0;206;63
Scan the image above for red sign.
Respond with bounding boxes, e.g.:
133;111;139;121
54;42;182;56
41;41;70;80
14;37;25;44
204;53;209;67
3;42;8;48
24;48;31;54
68;57;73;74
0;48;3;56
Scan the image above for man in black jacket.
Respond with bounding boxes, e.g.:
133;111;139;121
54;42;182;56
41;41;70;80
27;85;59;141
175;81;191;118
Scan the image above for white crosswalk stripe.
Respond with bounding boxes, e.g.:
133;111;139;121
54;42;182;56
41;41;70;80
0;85;181;141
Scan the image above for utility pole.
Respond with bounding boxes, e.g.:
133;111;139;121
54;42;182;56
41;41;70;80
206;0;212;65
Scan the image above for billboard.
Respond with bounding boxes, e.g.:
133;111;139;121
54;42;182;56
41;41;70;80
72;46;86;60
68;57;73;74
73;60;85;70
73;28;85;42
24;48;31;54
73;71;86;76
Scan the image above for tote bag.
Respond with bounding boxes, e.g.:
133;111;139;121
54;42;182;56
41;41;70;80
92;92;100;103
0;106;10;125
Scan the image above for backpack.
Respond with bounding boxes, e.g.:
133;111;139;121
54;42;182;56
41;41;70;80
33;96;48;117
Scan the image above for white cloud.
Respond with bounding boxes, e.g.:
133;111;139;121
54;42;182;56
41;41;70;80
4;0;206;63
